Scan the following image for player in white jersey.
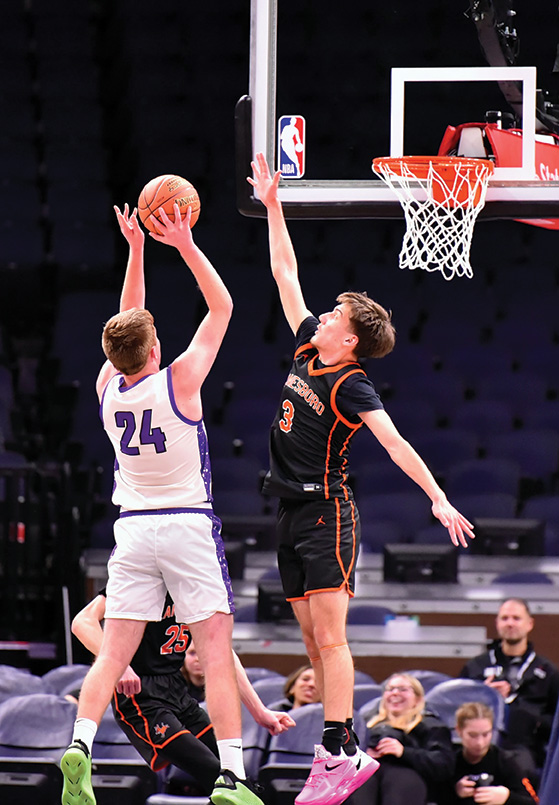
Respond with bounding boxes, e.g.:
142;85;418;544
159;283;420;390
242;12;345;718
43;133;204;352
61;203;265;805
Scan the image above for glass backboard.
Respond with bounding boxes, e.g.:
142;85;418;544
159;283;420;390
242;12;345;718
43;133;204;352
236;0;559;222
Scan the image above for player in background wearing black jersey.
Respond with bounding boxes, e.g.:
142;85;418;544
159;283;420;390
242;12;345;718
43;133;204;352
71;590;295;795
248;153;475;805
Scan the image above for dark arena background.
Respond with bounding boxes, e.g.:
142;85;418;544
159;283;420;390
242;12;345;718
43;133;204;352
0;0;558;803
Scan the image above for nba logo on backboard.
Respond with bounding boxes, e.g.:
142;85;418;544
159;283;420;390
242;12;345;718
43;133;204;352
278;115;305;178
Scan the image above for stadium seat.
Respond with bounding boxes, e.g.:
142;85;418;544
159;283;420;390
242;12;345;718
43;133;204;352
242;702;272;778
354;670;377;685
445;458;521;497
357;492;433;541
411;429;479;477
0;665;45;705
251;676;288;707
425;678;506;739
358;696;381;726
522;495;559;555
244;667;284;683
491;570;554;585
347;603;394;625
450;401;516;443
353;683;383;710
42;663;90;697
397;670;452;693
486;430;559;488
449;493;518;520
263;703;324;766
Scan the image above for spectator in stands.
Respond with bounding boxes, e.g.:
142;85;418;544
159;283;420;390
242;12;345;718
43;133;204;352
182;642;206;703
282;664;321;710
360;672;454;804
438;701;538;804
460;598;559;774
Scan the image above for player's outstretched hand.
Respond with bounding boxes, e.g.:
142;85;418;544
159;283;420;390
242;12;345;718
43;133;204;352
432;498;475;549
114;203;145;249
149;203;195;251
247;151;281;208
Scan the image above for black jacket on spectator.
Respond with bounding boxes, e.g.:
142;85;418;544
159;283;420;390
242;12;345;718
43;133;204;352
367;712;455;787
460;640;559;765
437;744;538;805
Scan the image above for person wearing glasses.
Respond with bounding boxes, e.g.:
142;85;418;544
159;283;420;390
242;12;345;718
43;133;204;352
360;673;454;804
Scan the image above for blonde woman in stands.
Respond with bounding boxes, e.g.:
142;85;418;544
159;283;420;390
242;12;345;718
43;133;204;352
361;673;454;804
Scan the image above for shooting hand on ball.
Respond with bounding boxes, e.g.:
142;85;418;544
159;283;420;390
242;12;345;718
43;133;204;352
149;203;195;252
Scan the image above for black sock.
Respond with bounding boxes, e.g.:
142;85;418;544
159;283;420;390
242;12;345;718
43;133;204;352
322;721;346;755
342;718;358;755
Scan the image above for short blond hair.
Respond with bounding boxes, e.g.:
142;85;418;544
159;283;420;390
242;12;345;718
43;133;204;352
337;291;396;359
102;308;155;375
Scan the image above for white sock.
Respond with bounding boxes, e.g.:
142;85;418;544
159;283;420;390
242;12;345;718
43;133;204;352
72;718;97;753
217;738;246;779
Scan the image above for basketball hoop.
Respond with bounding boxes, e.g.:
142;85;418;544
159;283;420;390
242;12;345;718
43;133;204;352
372;156;494;280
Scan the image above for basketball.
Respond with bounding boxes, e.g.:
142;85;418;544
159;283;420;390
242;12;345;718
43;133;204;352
137;175;201;233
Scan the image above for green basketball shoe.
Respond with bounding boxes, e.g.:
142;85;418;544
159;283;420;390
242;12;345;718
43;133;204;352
60;740;95;805
210;770;265;805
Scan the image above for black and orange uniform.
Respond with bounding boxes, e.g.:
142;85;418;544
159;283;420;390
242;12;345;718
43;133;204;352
261;316;383;601
100;589;219;794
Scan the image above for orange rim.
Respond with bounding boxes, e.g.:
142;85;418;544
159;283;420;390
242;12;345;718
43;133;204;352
372;155;495;180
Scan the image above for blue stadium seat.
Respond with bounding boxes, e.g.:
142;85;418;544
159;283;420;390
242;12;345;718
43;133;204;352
251;676;288;707
491;570;554;585
42;664;90;697
347;604;394;625
445;458;521;497
353;683;383;710
425;678;506;740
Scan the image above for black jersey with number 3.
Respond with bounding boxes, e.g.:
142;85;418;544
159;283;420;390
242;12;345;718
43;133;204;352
262;316;383;501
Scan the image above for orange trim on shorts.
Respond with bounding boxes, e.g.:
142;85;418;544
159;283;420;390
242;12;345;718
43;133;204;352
290;584;356;599
333;498;358;592
112;689;210;772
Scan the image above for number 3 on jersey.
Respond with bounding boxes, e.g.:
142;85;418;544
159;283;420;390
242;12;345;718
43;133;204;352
279;399;294;433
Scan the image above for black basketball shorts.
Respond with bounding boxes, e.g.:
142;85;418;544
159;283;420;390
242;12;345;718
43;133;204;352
277;496;361;600
112;672;216;772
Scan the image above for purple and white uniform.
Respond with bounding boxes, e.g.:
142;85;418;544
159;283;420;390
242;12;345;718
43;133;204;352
101;367;234;624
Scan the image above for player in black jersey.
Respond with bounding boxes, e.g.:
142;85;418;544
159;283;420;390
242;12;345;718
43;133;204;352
248;153;475;805
71;589;295;795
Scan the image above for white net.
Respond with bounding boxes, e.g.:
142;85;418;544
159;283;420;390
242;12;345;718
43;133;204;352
372;157;494;280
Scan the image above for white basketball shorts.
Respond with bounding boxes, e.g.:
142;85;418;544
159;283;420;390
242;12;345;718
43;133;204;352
105;509;234;624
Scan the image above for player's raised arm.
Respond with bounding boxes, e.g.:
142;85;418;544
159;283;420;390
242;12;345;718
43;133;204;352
114;203;146;312
150;205;233;402
248;152;312;334
96;204;147;400
360;408;475;548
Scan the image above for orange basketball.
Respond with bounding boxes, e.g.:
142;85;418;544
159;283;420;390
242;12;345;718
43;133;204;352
137;174;200;233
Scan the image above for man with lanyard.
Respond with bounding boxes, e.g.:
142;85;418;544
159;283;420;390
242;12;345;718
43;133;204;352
461;597;559;775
